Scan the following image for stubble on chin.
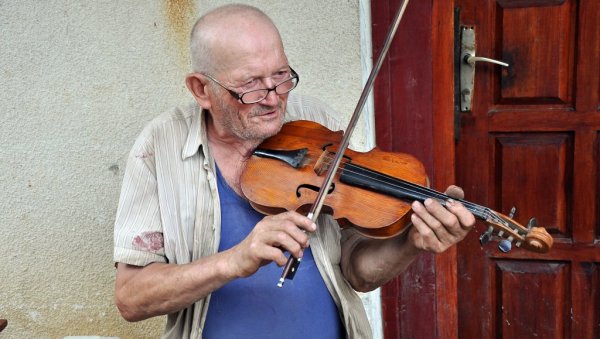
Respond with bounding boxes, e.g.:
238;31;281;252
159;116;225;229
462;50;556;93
236;104;286;141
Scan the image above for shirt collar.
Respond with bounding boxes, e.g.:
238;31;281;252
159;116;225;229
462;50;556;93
182;103;208;160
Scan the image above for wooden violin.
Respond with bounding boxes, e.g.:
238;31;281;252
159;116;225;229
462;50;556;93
240;120;553;254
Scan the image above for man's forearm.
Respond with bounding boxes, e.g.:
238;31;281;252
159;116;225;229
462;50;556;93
115;251;236;322
341;229;422;292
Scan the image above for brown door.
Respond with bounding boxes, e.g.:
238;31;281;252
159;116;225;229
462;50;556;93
373;0;600;338
454;0;600;338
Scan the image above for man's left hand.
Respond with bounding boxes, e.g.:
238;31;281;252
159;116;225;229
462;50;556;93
408;185;476;253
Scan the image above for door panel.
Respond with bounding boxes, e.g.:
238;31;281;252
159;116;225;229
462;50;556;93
455;1;600;338
495;260;569;338
492;132;572;235
498;0;576;104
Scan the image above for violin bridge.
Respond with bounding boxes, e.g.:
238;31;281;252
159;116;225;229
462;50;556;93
314;150;334;176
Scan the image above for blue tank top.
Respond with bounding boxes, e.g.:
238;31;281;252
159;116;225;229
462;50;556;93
203;166;344;339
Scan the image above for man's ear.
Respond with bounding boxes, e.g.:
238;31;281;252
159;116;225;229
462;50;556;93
185;73;212;109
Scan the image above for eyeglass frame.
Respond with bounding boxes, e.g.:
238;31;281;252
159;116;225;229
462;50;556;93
201;67;299;104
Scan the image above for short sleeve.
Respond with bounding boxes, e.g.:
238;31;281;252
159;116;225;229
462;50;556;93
113;134;167;266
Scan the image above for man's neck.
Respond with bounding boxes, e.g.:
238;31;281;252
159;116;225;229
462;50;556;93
206;122;262;197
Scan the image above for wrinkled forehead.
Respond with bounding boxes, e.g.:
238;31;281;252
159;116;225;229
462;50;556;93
212;20;288;77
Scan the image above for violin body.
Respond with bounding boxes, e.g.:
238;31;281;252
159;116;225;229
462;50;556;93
241;120;428;238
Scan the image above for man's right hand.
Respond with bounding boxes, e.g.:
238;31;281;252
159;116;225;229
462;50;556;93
225;211;316;278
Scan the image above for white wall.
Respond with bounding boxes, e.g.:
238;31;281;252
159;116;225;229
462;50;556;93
0;1;377;337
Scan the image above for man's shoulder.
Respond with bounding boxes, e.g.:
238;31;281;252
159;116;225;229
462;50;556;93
147;102;198;130
129;102;200;155
136;102;199;139
285;93;343;131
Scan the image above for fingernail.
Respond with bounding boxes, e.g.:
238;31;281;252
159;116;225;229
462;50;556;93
446;198;455;207
311;222;317;231
424;198;432;206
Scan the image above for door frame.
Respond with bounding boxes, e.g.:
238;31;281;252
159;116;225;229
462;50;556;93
371;0;458;337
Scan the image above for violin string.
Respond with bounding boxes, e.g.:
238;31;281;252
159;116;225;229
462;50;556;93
317;153;491;218
320;155;524;234
337;162;521;232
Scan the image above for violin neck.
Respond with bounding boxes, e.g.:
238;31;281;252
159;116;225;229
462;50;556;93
339;163;490;220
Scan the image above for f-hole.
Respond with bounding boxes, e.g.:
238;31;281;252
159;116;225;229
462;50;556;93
296;183;336;198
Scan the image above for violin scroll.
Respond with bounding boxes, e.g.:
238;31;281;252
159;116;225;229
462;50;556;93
524;226;554;253
479;210;553;254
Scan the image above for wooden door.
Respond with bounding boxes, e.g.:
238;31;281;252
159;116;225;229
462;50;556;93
373;0;599;338
454;0;600;338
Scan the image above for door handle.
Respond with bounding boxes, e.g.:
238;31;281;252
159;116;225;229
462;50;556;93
459;26;509;111
463;54;509;68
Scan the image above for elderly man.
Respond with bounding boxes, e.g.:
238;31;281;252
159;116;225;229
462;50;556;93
113;4;475;339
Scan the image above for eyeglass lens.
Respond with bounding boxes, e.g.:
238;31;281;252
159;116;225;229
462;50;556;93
240;77;298;103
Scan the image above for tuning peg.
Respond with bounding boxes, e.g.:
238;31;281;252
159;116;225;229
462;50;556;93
527;218;538;230
508;206;517;219
479;226;494;245
498;236;514;253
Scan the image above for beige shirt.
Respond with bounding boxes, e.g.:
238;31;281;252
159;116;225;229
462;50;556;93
114;93;372;338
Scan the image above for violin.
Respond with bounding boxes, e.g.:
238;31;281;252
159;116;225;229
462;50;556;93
241;120;553;254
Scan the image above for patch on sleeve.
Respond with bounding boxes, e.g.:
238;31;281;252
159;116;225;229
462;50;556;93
132;232;164;252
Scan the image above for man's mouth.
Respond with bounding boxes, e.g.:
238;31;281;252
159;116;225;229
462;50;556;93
251;108;279;119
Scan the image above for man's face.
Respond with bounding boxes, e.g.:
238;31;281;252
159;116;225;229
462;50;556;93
209;81;288;141
206;25;291;143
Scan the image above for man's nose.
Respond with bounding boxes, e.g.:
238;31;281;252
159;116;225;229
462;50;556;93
260;87;280;105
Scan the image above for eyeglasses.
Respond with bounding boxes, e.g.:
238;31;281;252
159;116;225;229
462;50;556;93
202;67;299;104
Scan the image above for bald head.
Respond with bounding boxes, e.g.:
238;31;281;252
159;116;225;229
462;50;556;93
189;4;286;74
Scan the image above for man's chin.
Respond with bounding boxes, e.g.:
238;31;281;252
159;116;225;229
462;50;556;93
239;118;284;142
258;120;284;140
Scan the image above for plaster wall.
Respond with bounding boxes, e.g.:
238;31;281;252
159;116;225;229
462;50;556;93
0;0;375;338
